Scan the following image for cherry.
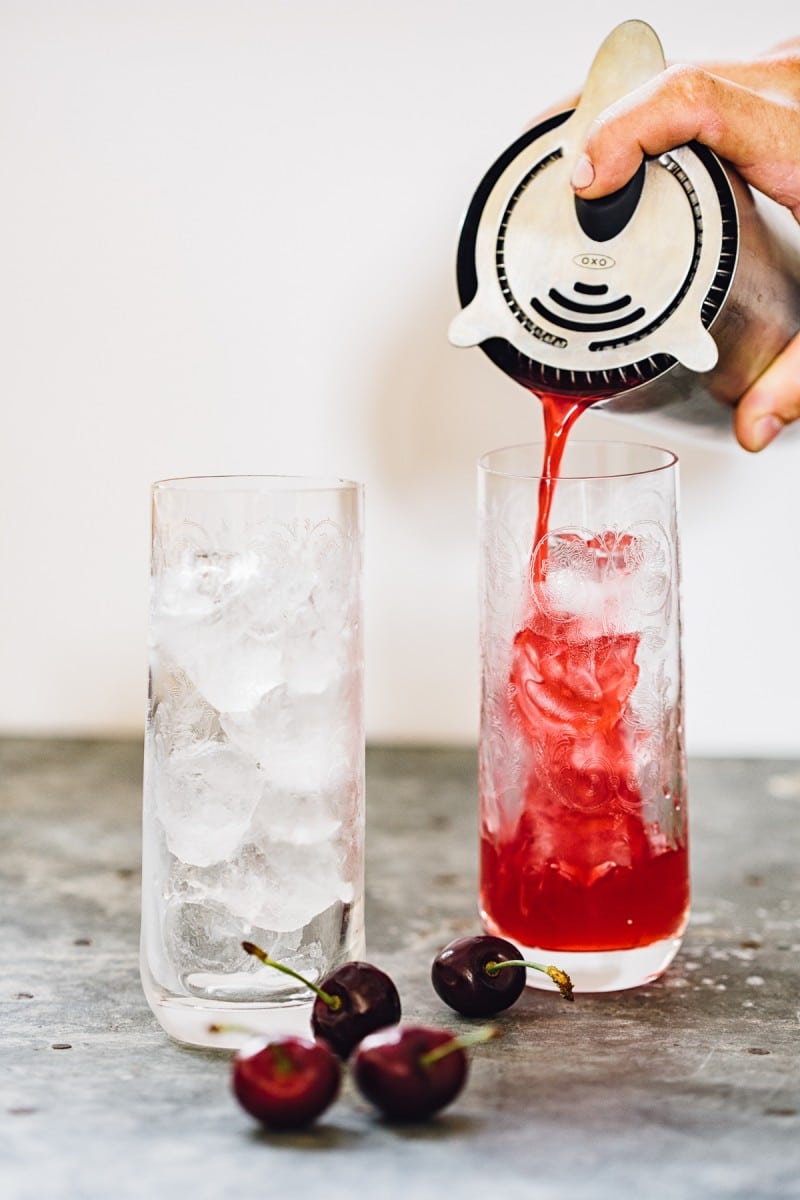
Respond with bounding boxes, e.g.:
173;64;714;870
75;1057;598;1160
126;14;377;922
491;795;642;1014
231;1035;341;1130
310;960;402;1059
242;941;401;1058
431;935;574;1016
352;1024;498;1122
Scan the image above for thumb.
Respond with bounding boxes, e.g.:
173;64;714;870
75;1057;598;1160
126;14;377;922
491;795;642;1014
734;330;800;451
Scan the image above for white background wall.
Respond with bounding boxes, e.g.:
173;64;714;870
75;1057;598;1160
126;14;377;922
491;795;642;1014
2;0;798;754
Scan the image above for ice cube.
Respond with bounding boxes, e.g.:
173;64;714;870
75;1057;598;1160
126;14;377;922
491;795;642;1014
167;816;357;936
152;552;286;712
163;893;353;994
510;624;639;738
163;897;253;978
251;835;354;932
169;843;272;923
171;822;355;935
533;528;661;635
151;519;360;715
253;784;342;846
185;635;284;714
282;624;351;693
220;684;357;795
150;665;224;748
154;740;264;867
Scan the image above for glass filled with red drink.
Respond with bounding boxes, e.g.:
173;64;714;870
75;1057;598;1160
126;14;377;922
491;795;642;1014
478;441;688;992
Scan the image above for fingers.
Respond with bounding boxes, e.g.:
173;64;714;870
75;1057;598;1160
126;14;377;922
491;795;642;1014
571;66;736;193
570;64;800;216
699;45;800;103
733;330;800;451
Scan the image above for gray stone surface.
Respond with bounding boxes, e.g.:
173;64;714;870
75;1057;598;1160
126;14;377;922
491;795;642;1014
2;740;799;1199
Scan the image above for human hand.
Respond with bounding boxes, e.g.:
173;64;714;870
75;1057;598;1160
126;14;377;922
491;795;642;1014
569;40;800;451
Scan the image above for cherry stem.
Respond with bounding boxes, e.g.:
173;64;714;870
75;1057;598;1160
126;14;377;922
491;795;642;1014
208;1022;258;1036
485;959;574;1001
269;1043;295;1076
241;941;342;1010
420;1025;501;1069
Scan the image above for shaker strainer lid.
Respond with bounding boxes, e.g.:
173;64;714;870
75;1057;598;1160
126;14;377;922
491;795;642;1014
449;20;738;400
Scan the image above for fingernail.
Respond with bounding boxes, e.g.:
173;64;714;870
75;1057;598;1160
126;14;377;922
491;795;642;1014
571;154;595;191
750;414;784;451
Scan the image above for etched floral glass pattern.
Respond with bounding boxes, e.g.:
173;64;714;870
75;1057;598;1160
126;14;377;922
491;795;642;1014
141;476;364;1045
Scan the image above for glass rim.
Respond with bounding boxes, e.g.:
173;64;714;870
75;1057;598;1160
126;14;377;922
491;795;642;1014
478;440;678;482
151;473;363;494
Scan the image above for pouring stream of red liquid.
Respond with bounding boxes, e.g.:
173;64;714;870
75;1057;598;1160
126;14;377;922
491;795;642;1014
480;391;690;954
532;394;594;577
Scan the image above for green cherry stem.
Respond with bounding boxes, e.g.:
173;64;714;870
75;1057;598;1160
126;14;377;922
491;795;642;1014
420;1025;501;1069
241;941;342;1011
485;959;574;1001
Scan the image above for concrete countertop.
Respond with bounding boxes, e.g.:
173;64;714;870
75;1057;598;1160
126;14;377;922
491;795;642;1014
2;740;799;1199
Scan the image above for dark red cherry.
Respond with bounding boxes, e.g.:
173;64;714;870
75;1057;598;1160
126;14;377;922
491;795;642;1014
432;935;526;1016
231;1035;340;1130
431;935;574;1016
311;961;402;1058
352;1025;470;1122
241;942;401;1058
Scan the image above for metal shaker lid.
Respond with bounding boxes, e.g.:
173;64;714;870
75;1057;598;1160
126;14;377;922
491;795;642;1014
449;20;738;400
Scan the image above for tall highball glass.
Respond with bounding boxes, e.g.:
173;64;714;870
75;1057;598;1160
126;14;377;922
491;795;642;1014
478;443;688;992
141;476;364;1047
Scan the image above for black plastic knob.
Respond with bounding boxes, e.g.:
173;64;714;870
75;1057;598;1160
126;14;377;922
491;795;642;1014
574;160;646;243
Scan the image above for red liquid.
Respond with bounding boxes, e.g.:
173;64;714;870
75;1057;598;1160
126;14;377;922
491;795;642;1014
534;394;592;563
480;395;689;954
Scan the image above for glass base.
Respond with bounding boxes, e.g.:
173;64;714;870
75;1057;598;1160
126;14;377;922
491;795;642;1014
140;917;366;1050
142;983;315;1050
483;923;683;993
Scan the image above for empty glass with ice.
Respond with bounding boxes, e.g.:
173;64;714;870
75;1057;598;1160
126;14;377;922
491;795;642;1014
141;476;364;1047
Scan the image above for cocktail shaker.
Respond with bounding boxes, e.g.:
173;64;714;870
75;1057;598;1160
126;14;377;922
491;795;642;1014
449;20;800;436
